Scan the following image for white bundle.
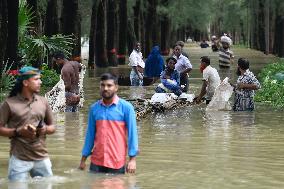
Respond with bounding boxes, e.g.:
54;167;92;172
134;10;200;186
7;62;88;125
206;77;233;111
45;78;66;112
220;35;232;45
78;64;86;108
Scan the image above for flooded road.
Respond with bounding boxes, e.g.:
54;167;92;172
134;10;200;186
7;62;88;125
1;46;284;189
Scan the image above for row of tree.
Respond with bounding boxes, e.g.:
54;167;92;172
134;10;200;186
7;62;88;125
0;0;81;70
1;0;284;70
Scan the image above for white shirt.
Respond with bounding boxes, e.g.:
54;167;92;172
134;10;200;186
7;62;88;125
129;50;145;68
203;65;221;99
173;54;192;73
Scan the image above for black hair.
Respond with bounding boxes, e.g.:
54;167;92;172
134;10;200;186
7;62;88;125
100;73;118;85
238;58;249;70
52;51;65;59
200;56;210;65
9;80;23;97
166;57;177;64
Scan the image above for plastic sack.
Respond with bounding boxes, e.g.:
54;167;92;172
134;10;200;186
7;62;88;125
150;93;178;104
206;77;233;111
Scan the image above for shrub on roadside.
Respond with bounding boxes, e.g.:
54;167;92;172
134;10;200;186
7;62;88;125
255;60;284;107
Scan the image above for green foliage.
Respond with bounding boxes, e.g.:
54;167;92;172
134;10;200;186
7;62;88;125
0;62;16;102
40;64;60;89
255;60;284;107
18;0;74;66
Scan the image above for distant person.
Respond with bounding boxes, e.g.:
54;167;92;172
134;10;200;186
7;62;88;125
196;56;221;104
200;40;209;48
155;57;182;96
211;35;219;52
231;58;260;111
0;66;56;181
175;41;189;58
144;46;164;79
219;34;234;69
53;52;80;112
173;45;193;92
129;42;145;86
79;73;139;174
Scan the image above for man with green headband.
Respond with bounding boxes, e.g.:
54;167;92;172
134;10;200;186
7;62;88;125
0;66;56;181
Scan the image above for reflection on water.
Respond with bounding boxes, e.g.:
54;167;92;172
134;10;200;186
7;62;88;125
1;47;284;188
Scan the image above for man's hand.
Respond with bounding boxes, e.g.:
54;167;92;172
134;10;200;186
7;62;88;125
126;157;136;174
195;96;202;104
18;124;36;139
36;126;47;136
79;156;87;170
78;161;86;170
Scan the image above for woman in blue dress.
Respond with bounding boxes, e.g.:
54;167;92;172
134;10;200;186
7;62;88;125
144;46;164;78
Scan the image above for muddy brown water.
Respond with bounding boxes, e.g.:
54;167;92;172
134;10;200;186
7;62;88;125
1;46;284;189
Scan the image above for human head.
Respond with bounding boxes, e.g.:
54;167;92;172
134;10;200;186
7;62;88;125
173;45;182;57
166;57;177;70
134;42;141;52
52;51;66;65
220;35;232;49
238;58;249;70
9;66;42;97
200;56;210;73
236;58;249;76
175;41;185;48
100;73;118;100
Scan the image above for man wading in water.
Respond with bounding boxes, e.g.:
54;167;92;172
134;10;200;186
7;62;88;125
0;66;56;181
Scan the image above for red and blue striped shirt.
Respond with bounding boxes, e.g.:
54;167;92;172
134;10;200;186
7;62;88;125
82;95;139;169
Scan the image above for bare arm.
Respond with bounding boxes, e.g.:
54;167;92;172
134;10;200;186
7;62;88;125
0;123;16;138
196;80;207;103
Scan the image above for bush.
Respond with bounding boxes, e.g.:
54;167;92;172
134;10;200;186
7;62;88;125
41;64;60;90
255;60;284;107
0;62;16;102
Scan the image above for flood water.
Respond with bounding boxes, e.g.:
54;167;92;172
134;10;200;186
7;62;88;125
1;46;284;189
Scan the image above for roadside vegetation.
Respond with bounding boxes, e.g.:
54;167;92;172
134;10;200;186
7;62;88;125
255;60;284;107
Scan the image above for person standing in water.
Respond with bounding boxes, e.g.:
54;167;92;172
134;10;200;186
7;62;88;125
0;66;56;181
79;73;139;174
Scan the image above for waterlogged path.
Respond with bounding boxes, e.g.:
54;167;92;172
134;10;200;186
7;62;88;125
0;46;283;189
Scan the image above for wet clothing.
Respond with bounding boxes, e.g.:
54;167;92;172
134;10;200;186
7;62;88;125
233;70;261;111
0;94;54;161
218;47;234;68
82;95;139;170
8;155;52;181
156;69;182;96
90;163;125;174
202;65;221;100
173;54;192;92
145;46;164;77
129;50;145;86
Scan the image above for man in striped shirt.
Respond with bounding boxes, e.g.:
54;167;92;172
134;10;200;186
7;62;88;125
79;73;139;174
218;35;234;68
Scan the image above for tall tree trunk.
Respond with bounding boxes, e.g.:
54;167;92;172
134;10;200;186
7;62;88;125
133;0;140;42
0;0;8;71
160;15;170;55
95;0;108;67
151;0;158;45
44;0;59;36
26;0;41;34
140;4;146;55
145;0;154;56
264;0;270;54
62;0;81;57
107;0;118;67
118;0;127;65
88;0;99;68
5;0;18;69
127;19;137;55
